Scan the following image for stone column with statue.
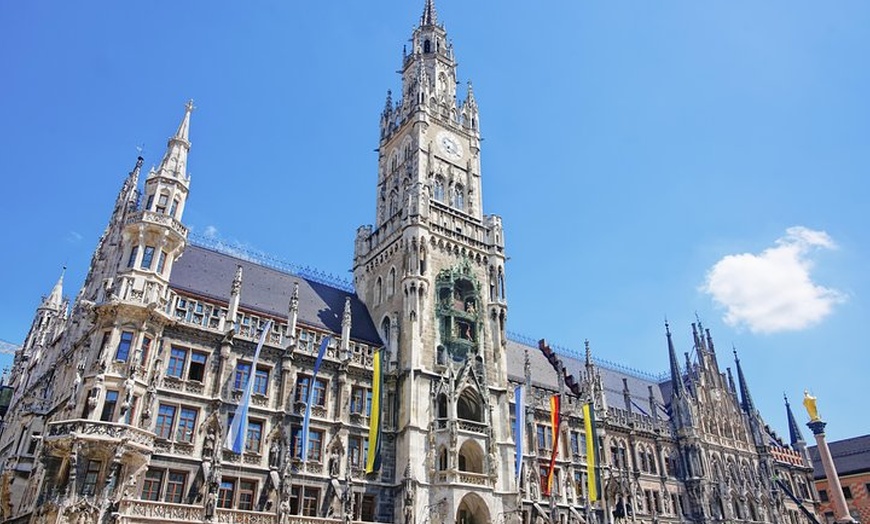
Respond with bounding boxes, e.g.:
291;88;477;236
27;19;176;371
803;391;857;524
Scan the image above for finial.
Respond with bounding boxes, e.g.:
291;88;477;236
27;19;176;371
185;99;195;113
421;0;438;26
231;265;243;296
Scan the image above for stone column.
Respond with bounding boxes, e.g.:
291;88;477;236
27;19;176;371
807;420;856;523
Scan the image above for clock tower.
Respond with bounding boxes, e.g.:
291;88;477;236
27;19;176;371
353;1;513;523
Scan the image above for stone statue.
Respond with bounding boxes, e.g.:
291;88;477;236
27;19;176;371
802;390;820;422
403;479;415;524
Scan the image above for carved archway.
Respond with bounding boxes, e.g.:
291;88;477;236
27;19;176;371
456;492;490;524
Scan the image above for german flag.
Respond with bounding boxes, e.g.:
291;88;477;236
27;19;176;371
365;349;384;474
583;403;602;502
545;394;561;496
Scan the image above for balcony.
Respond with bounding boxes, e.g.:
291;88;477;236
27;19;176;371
44;419;154;455
126;210;189;238
117;500;361;524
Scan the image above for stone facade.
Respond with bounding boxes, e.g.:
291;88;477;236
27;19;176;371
0;2;820;524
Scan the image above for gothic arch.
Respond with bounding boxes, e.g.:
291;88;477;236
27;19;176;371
457;388;484;423
456;492;490;524
458;439;484;473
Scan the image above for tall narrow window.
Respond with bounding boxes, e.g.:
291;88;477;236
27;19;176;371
115;331;134;362
157;250;167;274
81;460;102;496
127;246;139;268
433;178;445;202
139;336;152;366
166;347;187;378
218;480;235;509
170;199;179;218
145;194;154;212
187;352;207;382
246;420;263;453
141;246;156;270
454;186;464;210
155;405;176;440
238;480;256;511
141;469;163;501
254;368;269;395
156;194;169;214
165;471;186;504
388;267;396;297
100;391;119;422
177;408;197;443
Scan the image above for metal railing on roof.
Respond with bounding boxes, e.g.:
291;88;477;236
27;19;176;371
506;331;669;382
189;233;355;293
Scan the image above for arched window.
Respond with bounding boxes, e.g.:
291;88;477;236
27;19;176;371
457;388;484;422
391;152;399;172
453;185;464;210
375;278;383;305
458;440;484;473
433;177;445;202
437;447;448;470
387;267;396;297
498;268;506;300
424;39;431;53
436;394;448;419
381;317;391;351
389;191;398;216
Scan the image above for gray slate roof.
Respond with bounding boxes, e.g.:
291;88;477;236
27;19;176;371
171;244;672;419
169;245;382;345
505;338;672;421
808;434;870;479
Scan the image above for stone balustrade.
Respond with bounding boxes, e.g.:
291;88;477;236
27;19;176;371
45;419;155;451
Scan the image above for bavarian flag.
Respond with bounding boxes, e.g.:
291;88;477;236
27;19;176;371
544;394;561;496
583;402;602;502
365;348;384;474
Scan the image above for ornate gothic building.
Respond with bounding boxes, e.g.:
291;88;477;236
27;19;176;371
0;2;820;524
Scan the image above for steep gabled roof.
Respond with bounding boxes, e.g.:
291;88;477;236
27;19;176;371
169;244;382;345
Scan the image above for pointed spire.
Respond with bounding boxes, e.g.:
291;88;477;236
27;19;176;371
733;346;756;414
420;0;438;26
383;89;393;114
175;99;194;143
784;393;806;447
726;367;736;394
227;265;243;332
152;100;194;180
466;81;477;106
44;266;66;309
341;296;352;360
666;322;685;396
286;282;299;341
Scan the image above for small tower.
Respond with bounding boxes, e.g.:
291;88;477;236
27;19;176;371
116;101;193;307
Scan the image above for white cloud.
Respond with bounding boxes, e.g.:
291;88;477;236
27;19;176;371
65;231;83;243
702;226;846;334
203;225;219;239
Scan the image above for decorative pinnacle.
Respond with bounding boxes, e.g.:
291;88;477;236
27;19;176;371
421;0;438;26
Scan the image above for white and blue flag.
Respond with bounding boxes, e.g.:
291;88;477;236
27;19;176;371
225;319;272;454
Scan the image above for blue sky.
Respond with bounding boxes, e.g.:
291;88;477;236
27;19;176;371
1;1;868;442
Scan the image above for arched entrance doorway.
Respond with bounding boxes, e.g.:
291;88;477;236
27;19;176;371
456;492;490;524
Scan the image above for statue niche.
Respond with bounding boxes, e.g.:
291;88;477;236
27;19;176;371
436;267;481;363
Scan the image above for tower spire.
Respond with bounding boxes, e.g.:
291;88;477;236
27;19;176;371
420;0;438;26
666;321;685;396
152;100;194;181
44;266;66;309
733;346;756;414
784;393;806;447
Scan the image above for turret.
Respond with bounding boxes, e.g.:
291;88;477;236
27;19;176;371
784;393;806;449
117;102;193;307
666;322;685;397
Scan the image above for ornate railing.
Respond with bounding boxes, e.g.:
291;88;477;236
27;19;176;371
457;471;490;486
215;508;277;524
118;499;204;522
457;419;487;434
46;419;155;450
127;210;189;238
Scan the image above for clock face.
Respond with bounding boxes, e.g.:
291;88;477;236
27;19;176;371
437;131;463;160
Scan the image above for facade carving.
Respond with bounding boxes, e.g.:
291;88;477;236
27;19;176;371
0;2;818;524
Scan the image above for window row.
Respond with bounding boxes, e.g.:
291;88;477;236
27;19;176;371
145;192;180;218
127;245;169;274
